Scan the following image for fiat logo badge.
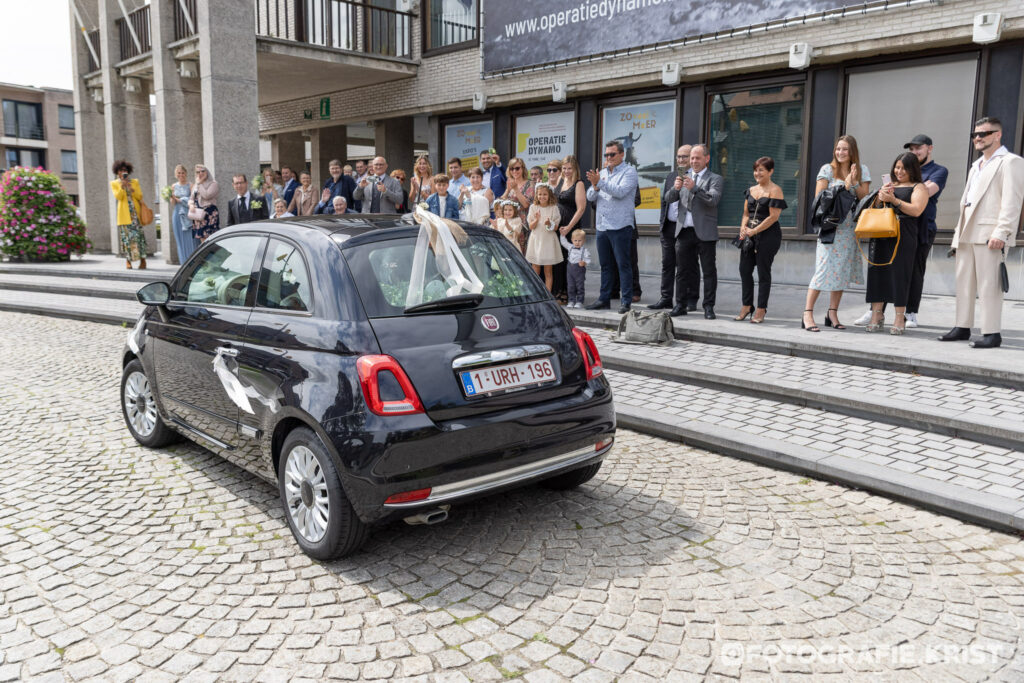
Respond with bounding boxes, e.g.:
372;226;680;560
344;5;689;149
481;314;500;331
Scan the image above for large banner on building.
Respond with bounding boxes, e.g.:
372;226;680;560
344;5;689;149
514;112;575;177
601;99;676;226
483;0;864;72
444;121;494;170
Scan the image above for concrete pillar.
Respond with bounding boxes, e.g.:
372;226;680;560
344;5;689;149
310;125;348;189
151;0;203;264
197;1;260;216
99;0;155;255
374;117;414;181
271;132;306;174
69;1;112;253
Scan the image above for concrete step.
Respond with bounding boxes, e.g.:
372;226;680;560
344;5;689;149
605;368;1024;533
0;260;178;283
569;307;1024;391
590;330;1024;452
0;274;144;301
0;289;141;326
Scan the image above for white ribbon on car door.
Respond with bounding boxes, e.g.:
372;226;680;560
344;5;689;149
406;205;483;308
126;316;145;355
211;347;254;415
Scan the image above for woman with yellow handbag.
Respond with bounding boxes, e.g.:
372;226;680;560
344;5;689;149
864;152;929;334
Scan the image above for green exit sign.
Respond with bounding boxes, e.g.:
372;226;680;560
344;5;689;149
319;98;330;119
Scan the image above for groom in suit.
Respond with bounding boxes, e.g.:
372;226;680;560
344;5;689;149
664;144;723;318
940;116;1024;349
227;174;269;226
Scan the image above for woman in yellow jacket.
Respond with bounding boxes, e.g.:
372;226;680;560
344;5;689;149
109;159;147;269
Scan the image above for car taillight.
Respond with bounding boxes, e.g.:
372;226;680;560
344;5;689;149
572;328;603;380
357;355;425;416
595;437;613;451
384;488;432;504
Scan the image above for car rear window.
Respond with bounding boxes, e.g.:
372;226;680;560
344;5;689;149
342;230;550;317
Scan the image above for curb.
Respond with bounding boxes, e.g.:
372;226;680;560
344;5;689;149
0;280;138;301
570;309;1024;390
600;348;1024;452
0;264;175;283
0;302;136;327
615;404;1024;534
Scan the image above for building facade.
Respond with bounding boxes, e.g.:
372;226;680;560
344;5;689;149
71;0;1023;293
0;83;80;204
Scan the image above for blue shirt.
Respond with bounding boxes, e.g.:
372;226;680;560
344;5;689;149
919;160;948;235
585;163;639;232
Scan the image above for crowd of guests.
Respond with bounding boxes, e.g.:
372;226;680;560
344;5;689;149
110;117;1021;346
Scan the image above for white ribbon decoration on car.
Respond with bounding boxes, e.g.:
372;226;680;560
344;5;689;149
406;205;483;308
211;348;282;416
127;316;145;355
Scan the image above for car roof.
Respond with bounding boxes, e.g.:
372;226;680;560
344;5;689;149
228;214;499;249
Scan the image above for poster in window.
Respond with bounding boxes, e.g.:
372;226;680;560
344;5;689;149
600;100;676;226
444;121;493;171
514;111;575;180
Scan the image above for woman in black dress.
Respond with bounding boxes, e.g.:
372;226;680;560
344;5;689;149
865;152;929;335
555;155;588;304
735;156;787;323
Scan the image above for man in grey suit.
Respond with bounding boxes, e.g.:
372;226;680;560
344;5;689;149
353;157;404;214
663;144;723;318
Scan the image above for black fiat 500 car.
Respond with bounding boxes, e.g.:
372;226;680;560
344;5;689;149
121;214;614;559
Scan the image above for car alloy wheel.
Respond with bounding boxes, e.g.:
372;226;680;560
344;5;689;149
123;371;158;437
283;445;330;543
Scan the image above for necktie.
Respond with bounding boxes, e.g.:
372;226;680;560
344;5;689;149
370;183;381;213
239;196;246;214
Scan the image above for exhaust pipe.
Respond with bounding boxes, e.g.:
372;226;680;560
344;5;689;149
403;506;450;525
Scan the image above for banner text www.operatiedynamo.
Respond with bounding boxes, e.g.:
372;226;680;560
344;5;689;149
502;0;682;39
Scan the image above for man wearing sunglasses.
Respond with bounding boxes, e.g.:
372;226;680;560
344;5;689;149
585;141;639;314
940;117;1024;349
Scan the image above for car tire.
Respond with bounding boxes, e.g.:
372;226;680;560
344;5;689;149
121;359;179;448
278;427;369;560
540;462;602;490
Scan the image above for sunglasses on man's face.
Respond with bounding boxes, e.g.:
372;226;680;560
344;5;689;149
603;152;619;158
970;130;997;139
547;168;560;172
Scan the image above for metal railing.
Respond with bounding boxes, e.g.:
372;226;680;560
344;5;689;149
429;15;475;48
256;0;412;59
86;29;101;71
173;0;198;41
115;4;152;61
3;122;45;140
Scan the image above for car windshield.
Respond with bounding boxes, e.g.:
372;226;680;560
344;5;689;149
343;230;549;317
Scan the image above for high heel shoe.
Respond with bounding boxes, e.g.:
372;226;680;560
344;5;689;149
125;259;132;270
865;315;884;332
751;308;767;324
824;308;846;330
890;313;906;335
734;306;753;321
801;309;820;332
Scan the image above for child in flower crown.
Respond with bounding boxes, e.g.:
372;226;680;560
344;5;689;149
490;200;526;254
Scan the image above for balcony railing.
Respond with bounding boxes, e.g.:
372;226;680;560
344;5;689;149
86;29;101;71
256;0;413;60
3;122;45;140
115;4;152;61
173;0;198;41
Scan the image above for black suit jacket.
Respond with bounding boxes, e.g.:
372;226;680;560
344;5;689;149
659;170;681;229
227;195;270;226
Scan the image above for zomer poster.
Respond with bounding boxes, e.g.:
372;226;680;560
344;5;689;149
444;121;494;170
600;99;676;226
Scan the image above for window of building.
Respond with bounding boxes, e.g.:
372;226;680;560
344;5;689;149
58;104;75;130
845;57;977;233
425;0;477;51
2;100;44;140
61;150;78;175
5;147;45;169
707;84;805;229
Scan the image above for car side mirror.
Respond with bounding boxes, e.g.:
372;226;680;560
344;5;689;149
137;281;170;306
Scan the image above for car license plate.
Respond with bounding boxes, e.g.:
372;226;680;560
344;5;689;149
459;358;557;397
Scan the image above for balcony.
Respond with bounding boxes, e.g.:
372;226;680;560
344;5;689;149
255;0;417;106
115;4;152;61
1;122;47;149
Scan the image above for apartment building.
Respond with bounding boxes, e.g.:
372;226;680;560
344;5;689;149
0;82;80;205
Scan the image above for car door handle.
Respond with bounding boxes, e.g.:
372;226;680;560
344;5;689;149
217;346;239;357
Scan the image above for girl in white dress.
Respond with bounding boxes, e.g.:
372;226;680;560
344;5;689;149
490;200;526;254
525;184;564;291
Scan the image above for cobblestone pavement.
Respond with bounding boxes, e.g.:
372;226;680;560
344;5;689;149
606;368;1024;502
2;311;1024;682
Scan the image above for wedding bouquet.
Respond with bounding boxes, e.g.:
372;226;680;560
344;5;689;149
251;175;264;193
160;185;174;202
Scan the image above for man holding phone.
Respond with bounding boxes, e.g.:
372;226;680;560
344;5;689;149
353;157;404;214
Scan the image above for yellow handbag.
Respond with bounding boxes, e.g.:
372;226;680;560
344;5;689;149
138;198;155;226
855;204;900;266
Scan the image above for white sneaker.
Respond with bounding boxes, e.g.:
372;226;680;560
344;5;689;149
853;309;873;326
905;312;919;328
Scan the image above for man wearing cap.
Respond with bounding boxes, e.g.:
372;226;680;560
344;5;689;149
940;116;1024;349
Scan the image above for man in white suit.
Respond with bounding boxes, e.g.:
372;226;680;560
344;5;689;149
940;117;1024;349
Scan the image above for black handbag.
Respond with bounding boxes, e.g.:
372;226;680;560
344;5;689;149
1000;248;1009;293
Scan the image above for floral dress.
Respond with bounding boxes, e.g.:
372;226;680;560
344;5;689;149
121;192;147;261
808;163;869;291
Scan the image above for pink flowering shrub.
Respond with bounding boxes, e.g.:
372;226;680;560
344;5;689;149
0;167;91;261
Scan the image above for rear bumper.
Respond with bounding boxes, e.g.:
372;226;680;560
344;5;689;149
323;378;614;523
